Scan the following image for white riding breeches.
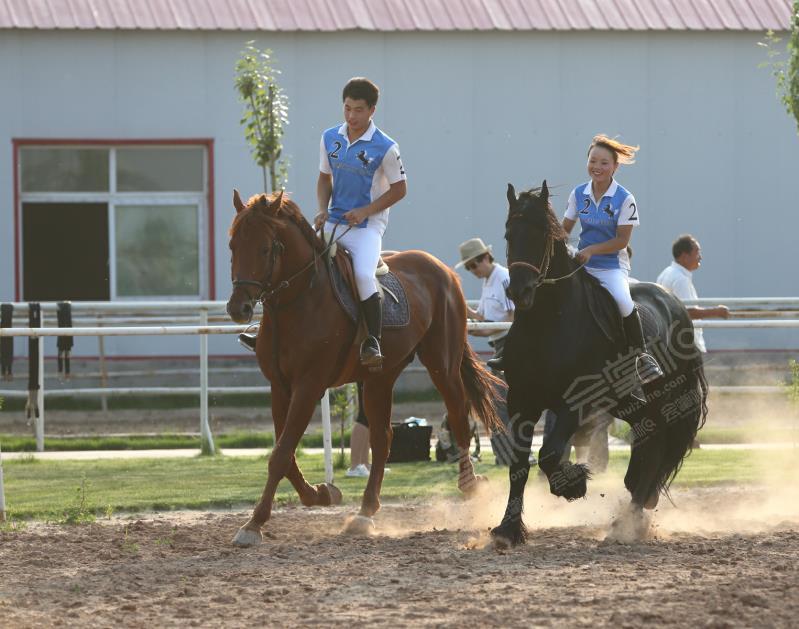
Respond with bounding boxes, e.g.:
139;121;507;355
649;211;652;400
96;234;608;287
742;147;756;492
327;223;382;300
585;267;635;317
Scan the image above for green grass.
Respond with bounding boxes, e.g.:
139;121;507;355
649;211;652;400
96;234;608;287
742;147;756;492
609;422;799;446
1;393;268;412
0;388;443;412
0;429;353;452
695;425;799;445
2;448;794;521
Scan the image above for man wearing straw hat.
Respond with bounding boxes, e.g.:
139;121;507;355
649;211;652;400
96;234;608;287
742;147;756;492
456;237;514;361
455;238;516;465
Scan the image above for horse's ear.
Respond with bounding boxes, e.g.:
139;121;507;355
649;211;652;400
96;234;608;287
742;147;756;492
507;183;517;206
267;190;284;215
233;189;245;214
541;180;549;202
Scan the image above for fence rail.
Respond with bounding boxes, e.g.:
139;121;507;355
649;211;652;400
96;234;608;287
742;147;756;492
1;301;797;456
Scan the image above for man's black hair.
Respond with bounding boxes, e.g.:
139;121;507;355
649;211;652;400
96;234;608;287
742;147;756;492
343;77;379;108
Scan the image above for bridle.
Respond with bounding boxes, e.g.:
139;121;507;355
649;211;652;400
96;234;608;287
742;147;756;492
230;218;353;395
232;222;353;307
507;214;586;287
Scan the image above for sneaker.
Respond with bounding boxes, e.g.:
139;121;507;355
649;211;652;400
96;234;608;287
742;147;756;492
345;463;370;478
365;464;391;474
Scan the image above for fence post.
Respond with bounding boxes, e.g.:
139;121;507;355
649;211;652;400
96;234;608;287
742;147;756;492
36;336;44;452
199;308;215;455
0;439;6;522
321;388;333;484
97;315;109;415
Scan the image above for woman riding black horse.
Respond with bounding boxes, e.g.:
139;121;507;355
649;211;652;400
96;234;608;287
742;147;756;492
491;181;708;545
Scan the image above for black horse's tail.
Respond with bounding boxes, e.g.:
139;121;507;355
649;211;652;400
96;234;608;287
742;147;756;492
460;344;505;434
656;348;710;497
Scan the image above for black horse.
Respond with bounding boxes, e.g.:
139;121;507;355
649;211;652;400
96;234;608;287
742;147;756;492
491;181;708;545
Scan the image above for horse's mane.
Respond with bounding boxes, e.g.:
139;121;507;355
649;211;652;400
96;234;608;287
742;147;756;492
230;193;326;253
518;187;568;243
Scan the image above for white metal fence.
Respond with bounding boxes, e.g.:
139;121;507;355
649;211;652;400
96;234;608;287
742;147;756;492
1;301;797;452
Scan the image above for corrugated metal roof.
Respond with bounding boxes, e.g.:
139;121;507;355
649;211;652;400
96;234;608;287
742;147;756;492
0;0;792;31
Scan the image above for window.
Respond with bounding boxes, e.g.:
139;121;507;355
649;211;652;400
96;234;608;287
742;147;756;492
115;204;199;297
17;143;210;300
21;147;109;193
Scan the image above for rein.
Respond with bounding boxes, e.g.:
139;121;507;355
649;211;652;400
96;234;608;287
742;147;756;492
508;235;587;287
232;222;353;306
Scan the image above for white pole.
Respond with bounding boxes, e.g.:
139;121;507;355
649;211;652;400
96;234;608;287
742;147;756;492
36;337;44;452
199;309;215;456
321;388;333;484
0;439;6;522
97;315;109;415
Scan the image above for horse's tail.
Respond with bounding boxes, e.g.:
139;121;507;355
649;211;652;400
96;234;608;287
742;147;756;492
658;349;709;495
460;344;505;434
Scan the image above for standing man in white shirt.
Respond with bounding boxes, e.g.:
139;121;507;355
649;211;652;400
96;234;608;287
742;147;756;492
456;237;515;464
456;238;514;360
656;234;729;353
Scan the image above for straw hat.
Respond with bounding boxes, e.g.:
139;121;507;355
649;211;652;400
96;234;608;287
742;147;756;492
455;237;493;269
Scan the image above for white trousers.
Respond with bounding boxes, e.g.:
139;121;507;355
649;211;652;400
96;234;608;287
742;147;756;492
585;267;635;317
326;223;382;300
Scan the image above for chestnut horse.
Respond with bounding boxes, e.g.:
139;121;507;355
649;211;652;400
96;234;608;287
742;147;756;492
226;190;502;546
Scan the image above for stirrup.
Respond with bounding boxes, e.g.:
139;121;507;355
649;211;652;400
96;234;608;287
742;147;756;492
635;352;663;385
486;356;505;372
360;336;383;371
238;333;257;353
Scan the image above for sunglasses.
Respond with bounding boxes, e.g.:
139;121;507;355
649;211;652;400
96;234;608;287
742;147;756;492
465;259;481;271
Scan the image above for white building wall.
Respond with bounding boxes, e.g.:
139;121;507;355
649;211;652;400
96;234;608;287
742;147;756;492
1;29;797;355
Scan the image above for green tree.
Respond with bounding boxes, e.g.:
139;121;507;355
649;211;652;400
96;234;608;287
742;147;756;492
760;2;799;134
234;42;290;193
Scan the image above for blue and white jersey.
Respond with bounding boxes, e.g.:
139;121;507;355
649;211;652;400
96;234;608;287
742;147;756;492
564;179;639;271
320;121;406;232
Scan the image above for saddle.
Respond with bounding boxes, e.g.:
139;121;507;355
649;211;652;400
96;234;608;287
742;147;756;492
325;244;410;332
583;277;663;346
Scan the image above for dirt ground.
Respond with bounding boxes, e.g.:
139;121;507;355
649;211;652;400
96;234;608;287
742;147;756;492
2;483;797;628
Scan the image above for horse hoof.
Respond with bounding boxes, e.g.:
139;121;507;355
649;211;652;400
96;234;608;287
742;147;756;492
232;526;263;547
490;522;527;548
459;474;488;497
644;491;659;510
343;514;376;536
606;507;651;543
315;483;343;506
548;463;590;501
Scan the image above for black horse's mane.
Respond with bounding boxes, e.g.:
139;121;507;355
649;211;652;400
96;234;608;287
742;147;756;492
231;193;326;254
516;187;568;244
512;186;610;294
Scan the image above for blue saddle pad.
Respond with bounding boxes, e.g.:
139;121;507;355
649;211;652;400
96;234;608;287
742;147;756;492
330;259;410;329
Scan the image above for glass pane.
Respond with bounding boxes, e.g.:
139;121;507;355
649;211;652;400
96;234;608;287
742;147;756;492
117;147;204;192
20;147;109;192
115;205;199;297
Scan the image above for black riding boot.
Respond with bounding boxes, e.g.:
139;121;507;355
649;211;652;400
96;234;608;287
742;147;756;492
360;292;383;370
238;333;257;353
622;307;663;385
